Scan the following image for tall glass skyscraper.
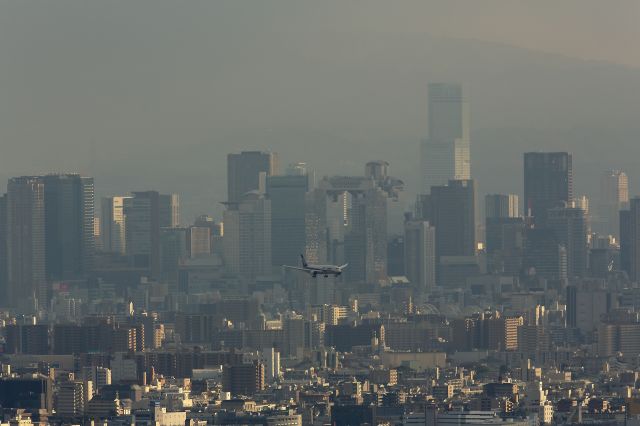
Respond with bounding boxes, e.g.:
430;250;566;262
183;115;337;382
598;170;629;238
227;151;279;203
42;174;95;281
420;83;471;193
6;176;46;308
523;152;573;227
267;172;309;268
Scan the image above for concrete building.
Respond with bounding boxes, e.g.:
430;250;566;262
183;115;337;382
222;362;265;396
404;220;436;292
223;192;272;279
56;381;85;417
159;193;180;228
101;196;131;254
262;347;281;381
598;170;628;238
306;176;388;284
187;226;211;258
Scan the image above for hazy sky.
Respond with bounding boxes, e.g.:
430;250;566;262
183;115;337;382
1;1;639;219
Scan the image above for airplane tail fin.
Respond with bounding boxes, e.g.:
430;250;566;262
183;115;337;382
300;254;308;268
339;263;348;270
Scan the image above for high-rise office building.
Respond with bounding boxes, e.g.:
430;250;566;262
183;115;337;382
0;194;7;302
523;152;573;226
6;177;46;308
598;170;629;238
101;196;131;254
160;227;188;285
266;173;309;267
485;194;521;274
404;220;436;292
366;160;405;234
419;180;476;259
159;193;180;228
124;191;162;277
523;228;568;281
194;214;223;254
56;381;86;417
187;226;211;258
227;151;279;203
222;362;265;396
42;174;95;281
307;176;388;284
485;194;519;219
420;83;471;193
547;205;588;278
387;236;405;277
620;198;640;282
223;192;272;279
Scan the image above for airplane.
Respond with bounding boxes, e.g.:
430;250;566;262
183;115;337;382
283;254;348;278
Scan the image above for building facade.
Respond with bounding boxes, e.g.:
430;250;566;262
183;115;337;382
420;83;471;193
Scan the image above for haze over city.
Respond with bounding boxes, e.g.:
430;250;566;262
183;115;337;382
2;1;640;217
3;2;640;426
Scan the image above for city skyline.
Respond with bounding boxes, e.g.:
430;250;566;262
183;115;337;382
3;3;640;424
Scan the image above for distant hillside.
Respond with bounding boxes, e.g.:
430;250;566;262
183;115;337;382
2;30;640;219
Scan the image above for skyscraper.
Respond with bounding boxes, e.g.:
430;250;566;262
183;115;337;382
6;177;46;308
186;226;211;258
266;172;309;267
420;180;476;260
160;227;188;285
485;194;519;219
159;193;180;228
420;83;470;193
485;194;525;275
404;220;436;293
547;205;588;278
227;151;279;203
620;198;640;282
523;152;573;226
124;191;162;277
0;194;7;302
598;170;628;238
523;228;568;281
101;196;131;254
42;174;95;281
307;176;388;284
223;192;272;279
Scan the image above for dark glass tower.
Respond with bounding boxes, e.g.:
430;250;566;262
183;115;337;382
42;174;95;280
620;197;640;282
523;152;573;227
227;151;278;203
266;174;309;267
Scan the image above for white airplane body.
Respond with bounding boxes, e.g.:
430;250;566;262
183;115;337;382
284;255;348;278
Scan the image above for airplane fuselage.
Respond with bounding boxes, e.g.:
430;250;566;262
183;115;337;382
305;265;342;276
283;254;348;278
